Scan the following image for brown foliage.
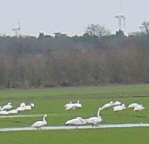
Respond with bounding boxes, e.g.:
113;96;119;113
0;34;149;88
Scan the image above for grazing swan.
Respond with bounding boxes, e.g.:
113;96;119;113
31;114;48;128
65;117;86;126
85;107;103;127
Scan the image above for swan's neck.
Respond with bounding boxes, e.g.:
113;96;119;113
97;107;102;117
43;115;47;121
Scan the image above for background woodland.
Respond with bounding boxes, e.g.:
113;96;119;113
0;23;149;88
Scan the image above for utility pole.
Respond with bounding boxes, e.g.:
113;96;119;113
115;15;125;31
12;22;21;37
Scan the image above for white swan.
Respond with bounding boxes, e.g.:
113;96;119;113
31;114;48;128
16;105;26;112
101;101;113;109
30;103;35;108
65;100;82;110
85;107;103;126
113;104;126;112
18;103;34;111
2;103;12;110
65;117;86;126
24;103;34;110
64;101;75;110
0;110;9;115
133;104;145;111
112;100;121;106
73;100;82;109
20;102;26;107
8;109;18;114
128;103;140;108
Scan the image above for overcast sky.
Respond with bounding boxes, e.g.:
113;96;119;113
0;0;149;36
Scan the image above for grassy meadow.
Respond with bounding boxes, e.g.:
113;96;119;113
0;84;149;143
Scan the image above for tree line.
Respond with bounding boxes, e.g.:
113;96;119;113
0;24;149;88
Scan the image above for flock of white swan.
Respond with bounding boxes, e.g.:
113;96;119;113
0;100;145;129
0;102;34;115
64;100;145;127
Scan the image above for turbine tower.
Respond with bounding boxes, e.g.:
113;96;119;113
12;22;21;37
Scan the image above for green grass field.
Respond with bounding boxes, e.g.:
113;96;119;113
0;84;149;143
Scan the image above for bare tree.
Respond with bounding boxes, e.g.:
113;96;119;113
85;24;111;38
140;21;149;34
